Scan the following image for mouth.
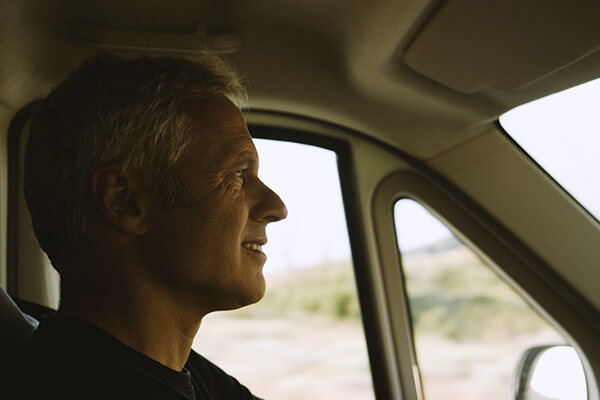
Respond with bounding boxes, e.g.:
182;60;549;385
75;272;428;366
242;242;263;252
241;239;267;258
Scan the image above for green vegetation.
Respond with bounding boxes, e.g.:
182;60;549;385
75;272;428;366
236;240;550;342
236;259;362;321
403;246;549;341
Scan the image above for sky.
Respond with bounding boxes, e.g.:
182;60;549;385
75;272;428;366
254;139;451;274
499;76;600;220
254;140;352;274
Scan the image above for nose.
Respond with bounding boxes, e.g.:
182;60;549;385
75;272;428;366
249;178;288;223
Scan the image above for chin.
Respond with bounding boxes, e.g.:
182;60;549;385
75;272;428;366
232;276;267;309
208;277;266;312
238;282;267;307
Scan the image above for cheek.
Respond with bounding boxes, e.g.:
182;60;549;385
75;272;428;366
149;178;249;265
199;180;247;226
216;176;243;207
178;202;247;258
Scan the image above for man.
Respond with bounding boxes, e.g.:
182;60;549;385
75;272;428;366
20;52;287;399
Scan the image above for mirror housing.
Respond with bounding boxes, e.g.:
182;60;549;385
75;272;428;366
514;345;587;400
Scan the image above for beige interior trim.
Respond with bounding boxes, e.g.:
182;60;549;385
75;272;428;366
404;0;600;93
372;169;600;399
69;19;241;54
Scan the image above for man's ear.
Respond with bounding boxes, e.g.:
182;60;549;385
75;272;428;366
91;165;150;236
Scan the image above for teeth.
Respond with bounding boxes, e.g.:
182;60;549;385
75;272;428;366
242;243;262;251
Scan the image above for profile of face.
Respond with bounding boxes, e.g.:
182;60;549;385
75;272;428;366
140;95;287;313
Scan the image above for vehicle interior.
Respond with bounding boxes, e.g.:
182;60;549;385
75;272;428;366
1;1;599;399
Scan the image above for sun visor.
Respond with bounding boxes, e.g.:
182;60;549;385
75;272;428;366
403;0;600;94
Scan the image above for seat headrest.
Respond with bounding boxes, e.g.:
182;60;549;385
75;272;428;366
0;286;39;344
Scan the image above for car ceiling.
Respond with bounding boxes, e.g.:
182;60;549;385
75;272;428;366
2;0;600;159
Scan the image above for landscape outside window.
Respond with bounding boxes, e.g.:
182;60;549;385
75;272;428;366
499;76;600;221
193;139;375;400
394;199;577;400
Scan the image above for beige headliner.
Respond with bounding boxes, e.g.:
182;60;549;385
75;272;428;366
2;0;600;159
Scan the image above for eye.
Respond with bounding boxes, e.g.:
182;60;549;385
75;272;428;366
234;169;247;177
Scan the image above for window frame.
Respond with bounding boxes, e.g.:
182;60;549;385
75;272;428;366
373;169;600;399
249;121;393;400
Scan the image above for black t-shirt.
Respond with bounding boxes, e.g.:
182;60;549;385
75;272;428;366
18;316;262;400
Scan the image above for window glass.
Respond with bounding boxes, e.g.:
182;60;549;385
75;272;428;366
193;139;375;400
394;199;586;400
499;77;600;221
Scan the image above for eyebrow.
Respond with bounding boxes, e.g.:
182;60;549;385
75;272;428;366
218;149;257;168
235;150;256;161
236;150;258;167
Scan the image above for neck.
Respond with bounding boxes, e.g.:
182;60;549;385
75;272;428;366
58;268;204;371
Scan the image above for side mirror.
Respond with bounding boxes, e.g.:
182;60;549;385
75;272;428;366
514;345;587;400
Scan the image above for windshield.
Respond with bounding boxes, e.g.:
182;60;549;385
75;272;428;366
499;77;600;221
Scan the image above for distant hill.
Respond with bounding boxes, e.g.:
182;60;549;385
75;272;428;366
402;235;461;256
242;234;549;341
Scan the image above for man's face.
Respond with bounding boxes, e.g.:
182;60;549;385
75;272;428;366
141;95;287;313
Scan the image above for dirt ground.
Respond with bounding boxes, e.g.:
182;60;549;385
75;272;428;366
193;313;375;400
193;313;564;400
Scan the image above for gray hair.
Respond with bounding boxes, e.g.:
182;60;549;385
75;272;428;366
24;52;246;267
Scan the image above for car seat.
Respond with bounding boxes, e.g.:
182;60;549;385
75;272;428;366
0;285;38;348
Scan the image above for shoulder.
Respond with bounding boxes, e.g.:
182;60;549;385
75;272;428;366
186;350;264;400
24;317;185;400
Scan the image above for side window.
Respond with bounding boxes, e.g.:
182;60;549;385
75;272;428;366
193;139;375;400
394;198;587;400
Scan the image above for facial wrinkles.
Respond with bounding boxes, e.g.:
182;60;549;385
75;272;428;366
191;170;242;198
179;174;248;231
200;136;257;199
172;177;241;232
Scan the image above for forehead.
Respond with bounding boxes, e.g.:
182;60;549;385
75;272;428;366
182;95;257;168
185;94;245;132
